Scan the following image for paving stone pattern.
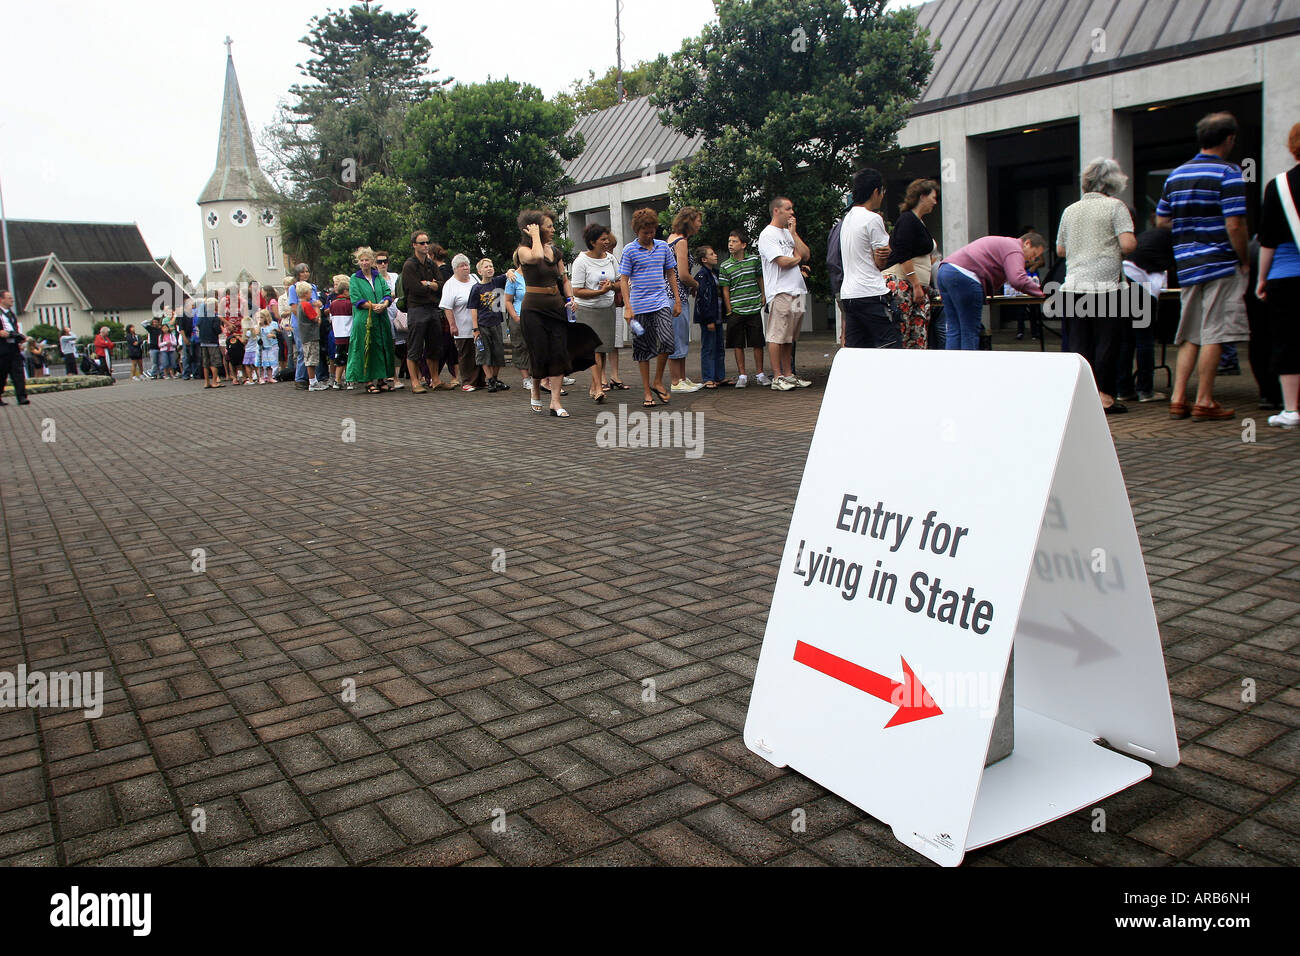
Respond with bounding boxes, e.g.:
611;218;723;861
0;334;1296;866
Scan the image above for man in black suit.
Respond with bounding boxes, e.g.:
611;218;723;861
0;289;31;405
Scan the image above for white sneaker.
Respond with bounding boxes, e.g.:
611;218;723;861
562;376;575;386
770;377;795;391
735;374;748;389
670;380;695;392
755;372;771;386
791;375;812;388
1268;410;1299;428
308;380;330;390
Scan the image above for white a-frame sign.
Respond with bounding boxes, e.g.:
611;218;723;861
744;349;1179;866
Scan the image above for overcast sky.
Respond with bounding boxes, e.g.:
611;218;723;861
0;0;912;280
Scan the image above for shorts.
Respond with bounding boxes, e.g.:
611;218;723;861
406;304;442;365
299;339;321;366
725;311;765;349
671;298;692;360
476;324;505;366
766;293;805;344
1175;271;1248;346
159;349;178;371
631;307;674;363
201;345;223;370
333;337;350;366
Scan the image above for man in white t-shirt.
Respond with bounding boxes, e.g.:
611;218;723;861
840;168;897;348
757;197;811;390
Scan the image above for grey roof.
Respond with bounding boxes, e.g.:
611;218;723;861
562;96;704;192
198;54;277;204
2;219;180;313
913;0;1300;114
6;219;153;263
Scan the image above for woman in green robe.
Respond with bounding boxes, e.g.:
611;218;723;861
346;246;396;392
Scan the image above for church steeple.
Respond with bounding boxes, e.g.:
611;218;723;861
198;42;275;204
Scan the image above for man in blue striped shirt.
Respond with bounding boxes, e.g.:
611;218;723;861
1156;112;1249;421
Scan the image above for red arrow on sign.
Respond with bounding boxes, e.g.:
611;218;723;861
793;641;943;728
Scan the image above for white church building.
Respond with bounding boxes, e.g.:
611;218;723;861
196;43;285;297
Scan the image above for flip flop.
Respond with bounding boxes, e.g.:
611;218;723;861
607;380;629;390
642;399;656;407
651;387;670;404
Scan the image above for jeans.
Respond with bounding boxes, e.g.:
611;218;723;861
700;321;726;382
936;263;985;350
159;350;177;373
843;295;900;348
185;341;200;377
149;348;161;377
296;347;308;383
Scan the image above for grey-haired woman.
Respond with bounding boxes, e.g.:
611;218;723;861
1055;157;1136;413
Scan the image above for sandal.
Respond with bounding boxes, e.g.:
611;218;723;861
704;381;718;389
378;382;393;392
642;399;656;407
530;398;544;413
607;380;629;390
651;386;670;404
592;392;606;404
365;384;380;394
549;408;570;418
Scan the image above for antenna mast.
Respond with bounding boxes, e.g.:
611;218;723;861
616;0;625;102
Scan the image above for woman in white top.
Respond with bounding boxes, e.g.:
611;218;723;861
571;223;622;400
1056;157;1136;413
439;255;481;391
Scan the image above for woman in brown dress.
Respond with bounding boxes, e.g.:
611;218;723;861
517;208;577;417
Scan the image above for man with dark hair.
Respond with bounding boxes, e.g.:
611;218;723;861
1156;111;1248;421
401;230;442;392
0;290;30;404
839;168;896;348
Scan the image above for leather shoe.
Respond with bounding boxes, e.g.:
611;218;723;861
1168;402;1190;419
1191;402;1234;421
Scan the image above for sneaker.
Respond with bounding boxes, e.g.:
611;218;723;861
735;374;748;389
770;377;795;391
494;378;510;391
523;378;534;390
294;381;309;390
791;375;812;388
562;376;576;386
755;372;771;386
1137;391;1166;403
345;382;355;390
670;380;698;392
392;380;404;390
1116;393;1139;402
1267;410;1300;428
485;380;499;392
330;380;341;389
308;380;330;391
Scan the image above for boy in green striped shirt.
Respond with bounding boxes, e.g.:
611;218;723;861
718;229;769;387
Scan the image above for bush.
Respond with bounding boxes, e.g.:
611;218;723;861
76;335;95;346
25;323;63;343
96;321;126;340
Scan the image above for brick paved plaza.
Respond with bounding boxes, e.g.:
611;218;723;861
1;333;1297;867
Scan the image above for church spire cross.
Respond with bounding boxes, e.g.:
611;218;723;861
224;36;233;56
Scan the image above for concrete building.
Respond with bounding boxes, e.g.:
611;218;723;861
197;43;284;297
2;219;184;338
559;0;1300;324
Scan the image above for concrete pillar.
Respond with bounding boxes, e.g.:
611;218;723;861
1079;78;1134;208
1262;38;1300;182
938;122;987;254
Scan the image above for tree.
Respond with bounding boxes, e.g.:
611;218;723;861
396;80;584;264
317;174;419;276
263;3;450;209
555;61;655;116
650;0;935;294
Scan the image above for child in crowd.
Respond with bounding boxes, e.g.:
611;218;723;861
293;280;325;390
241;313;260;384
256;309;278;383
693;245;729;387
718;229;769;388
329;274;353;389
226;321;248;383
159;321;179;379
469;258;510;392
